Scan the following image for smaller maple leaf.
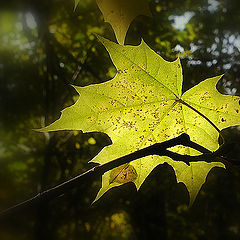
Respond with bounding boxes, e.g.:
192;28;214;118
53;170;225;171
96;0;151;45
39;36;240;205
74;0;151;44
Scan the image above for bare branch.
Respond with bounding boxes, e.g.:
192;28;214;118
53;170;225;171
0;133;236;218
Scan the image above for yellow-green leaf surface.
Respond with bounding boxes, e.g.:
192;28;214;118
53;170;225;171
96;0;151;45
74;0;80;10
40;37;240;205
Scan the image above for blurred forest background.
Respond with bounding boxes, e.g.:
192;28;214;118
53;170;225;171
0;0;240;239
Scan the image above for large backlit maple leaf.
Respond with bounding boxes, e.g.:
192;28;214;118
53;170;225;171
39;37;240;205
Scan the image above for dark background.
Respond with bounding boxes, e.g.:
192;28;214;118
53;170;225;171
0;0;240;239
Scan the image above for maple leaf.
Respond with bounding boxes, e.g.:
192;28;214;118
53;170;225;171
96;0;151;45
39;37;240;205
74;0;151;45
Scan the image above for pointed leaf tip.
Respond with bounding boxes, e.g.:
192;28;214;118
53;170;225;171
74;0;80;11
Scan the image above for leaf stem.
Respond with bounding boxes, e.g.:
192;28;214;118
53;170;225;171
178;99;225;143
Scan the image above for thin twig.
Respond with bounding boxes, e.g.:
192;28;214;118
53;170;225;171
0;133;235;217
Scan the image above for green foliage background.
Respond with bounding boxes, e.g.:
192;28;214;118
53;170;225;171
0;0;240;239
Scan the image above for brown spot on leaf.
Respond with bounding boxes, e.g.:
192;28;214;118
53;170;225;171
110;164;137;184
221;118;226;122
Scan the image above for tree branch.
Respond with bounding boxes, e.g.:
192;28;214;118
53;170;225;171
0;133;237;217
